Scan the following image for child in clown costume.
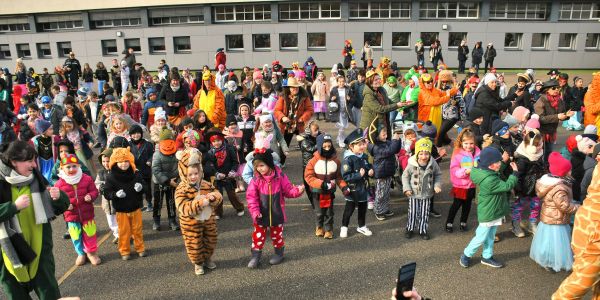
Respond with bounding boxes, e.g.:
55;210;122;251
54;154;101;266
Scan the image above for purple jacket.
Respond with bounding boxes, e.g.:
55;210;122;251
246;167;302;226
450;147;481;189
55;173;99;223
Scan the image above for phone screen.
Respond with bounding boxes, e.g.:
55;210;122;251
396;262;416;300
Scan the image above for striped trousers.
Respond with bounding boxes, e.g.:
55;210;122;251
406;197;432;234
374;177;393;215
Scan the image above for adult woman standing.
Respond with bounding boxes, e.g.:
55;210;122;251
359;71;406;134
0;141;69;299
534;79;574;161
471;42;483;74
483;43;496;74
274;77;314;165
361;41;373;70
414;39;425;67
474;73;518;135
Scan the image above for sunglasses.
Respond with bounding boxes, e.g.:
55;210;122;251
550;86;559;91
423;80;433;84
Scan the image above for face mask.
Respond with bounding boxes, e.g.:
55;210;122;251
171;85;180;92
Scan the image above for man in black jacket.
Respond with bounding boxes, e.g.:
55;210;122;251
474;74;519;135
483;43;496;74
63;52;81;91
508;73;533;113
457;40;469;74
158;75;190;126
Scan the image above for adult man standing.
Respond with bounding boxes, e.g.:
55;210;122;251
123;48;136;90
63;52;81;92
0;141;69;299
457;40;469;74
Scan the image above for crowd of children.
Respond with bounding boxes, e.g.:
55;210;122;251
1;54;599;300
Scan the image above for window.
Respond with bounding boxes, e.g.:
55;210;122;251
37;14;83;31
307;32;326;49
16;44;31;58
0;44;10;59
101;39;118;56
586;33;600;50
90;10;141;28
392;32;410;48
364;32;383;48
279;3;340;21
149;37;166;54
93;19;141;28
448;32;467;48
125;38;141;53
504;33;523;49
57;42;72;57
349;2;411;19
226;34;244;51
149;7;204;25
36;43;51;58
559;3;600;20
490;3;547;20
420;32;439;45
558;33;577;50
0;17;30;32
40;20;83;31
420;1;478;19
531;33;550;49
173;36;191;53
214;4;271;22
280;33;298;50
252;34;271;51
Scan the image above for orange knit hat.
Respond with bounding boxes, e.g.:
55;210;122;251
109;147;137;172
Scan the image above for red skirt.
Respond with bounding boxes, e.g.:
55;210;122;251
451;187;469;201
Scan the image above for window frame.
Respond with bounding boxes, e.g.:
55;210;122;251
36;42;52;58
559;3;600;20
448;32;467;48
420;32;439;46
148;37;167;54
531;33;550;50
0;44;11;59
39;20;83;32
57;41;72;58
16;43;31;59
214;4;271;22
279;33;298;50
307;32;327;50
391;32;411;48
585;33;600;50
225;34;244;51
124;38;142;54
419;1;479;19
279;2;341;21
101;39;118;56
93;18;141;29
558;33;577;50
504;32;523;50
0;23;30;33
173;36;192;53
489;2;547;20
364;32;383;49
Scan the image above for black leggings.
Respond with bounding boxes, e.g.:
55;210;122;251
445;188;475;225
281;131;296;165
436;118;458;147
342;201;367;227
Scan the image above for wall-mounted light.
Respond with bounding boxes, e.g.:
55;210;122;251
116;31;123;37
442;24;448;30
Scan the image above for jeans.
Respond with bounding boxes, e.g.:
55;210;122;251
97;80;106;96
472;63;480;75
351;107;362;127
464;224;498;259
458;59;467;73
417;56;425;67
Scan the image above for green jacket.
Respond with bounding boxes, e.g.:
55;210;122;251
470;165;517;223
359;85;397;130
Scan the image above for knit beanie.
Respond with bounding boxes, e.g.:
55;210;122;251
584;125;598;136
512;106;530;123
421;121;437;139
576;135;596;153
154;107;166;121
109;136;130;149
253;70;263;80
253;148;275;170
35;119;52;135
98;148;113;165
60;154;79;167
226;115;237;127
491;119;509;136
525;114;540;130
565;135;578;153
548;152;571;177
159;128;175;141
503;114;518;128
414;137;433;156
128;124;143;136
478;147;503;169
109;147;137;172
77;86;89;97
438;70;453;82
468;108;484;121
387;76;397;84
483;73;497;85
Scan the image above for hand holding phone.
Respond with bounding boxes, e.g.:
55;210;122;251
396;262;417;300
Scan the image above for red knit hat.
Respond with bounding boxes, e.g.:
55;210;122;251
548;152;571;177
565;135;578;153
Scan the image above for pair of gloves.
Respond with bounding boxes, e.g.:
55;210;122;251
321;180;350;196
215;171;237;180
115;183;143;198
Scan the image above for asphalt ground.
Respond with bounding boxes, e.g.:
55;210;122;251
39;121;582;300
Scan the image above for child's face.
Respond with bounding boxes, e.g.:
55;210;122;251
575;79;583;88
90;96;98;102
117;161;130;171
62;163;79;176
131;132;142;141
114;120;124;132
63;121;74;131
187;166;200;184
255;162;271;175
405;131;416;142
417;151;430;163
350;140;366;154
318;74;325;81
488;161;502;172
461;138;475;152
261;86;271;95
240;106;249;117
20;98;28;106
101;156;110;170
473;117;483;125
378;129;388;141
156;119;166;127
254;78;263;85
183;124;193;131
310;126;320;137
197;114;206;123
44;103;52;109
44;127;54;137
211;139;223;149
149;94;157;101
337;78;346;88
508;125;519;134
500;132;510;139
59;146;70;159
261;119;273;131
322;141;332;151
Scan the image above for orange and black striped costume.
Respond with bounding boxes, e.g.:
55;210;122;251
175;148;223;265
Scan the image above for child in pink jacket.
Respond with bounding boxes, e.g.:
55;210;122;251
245;148;304;269
55;154;101;266
445;128;481;233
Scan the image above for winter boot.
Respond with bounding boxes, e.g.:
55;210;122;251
269;247;285;265
247;250;262;269
169;218;180;231
512;220;526;238
87;252;102;266
152;217;161;231
527;221;538;235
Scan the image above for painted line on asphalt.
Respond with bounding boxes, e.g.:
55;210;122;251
57;230;112;286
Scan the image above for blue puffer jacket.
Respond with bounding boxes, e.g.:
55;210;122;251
368;139;402;179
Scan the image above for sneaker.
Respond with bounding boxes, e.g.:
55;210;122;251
481;257;504;268
121;255;131;261
237;210;245;217
429;209;442;218
512;221;526;238
204;260;217;270
138;252;147;258
152;223;160;231
459;223;468;232
404;230;413;239
527;222;538;235
195;264;205;275
375;214;387;221
384;210;394;217
544;266;557;273
367;202;374;210
145;206;153;212
357;226;372;236
445;223;453;233
420;233;430;240
340;226;348;238
459;254;471;268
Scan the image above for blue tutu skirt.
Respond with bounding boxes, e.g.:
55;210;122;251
529;222;574;272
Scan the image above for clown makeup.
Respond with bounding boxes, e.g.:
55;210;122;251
62;163;79;176
101;155;110;170
156;118;166;127
131;132;142;141
59;145;71;159
255;161;271;176
187;165;201;185
117;160;130;171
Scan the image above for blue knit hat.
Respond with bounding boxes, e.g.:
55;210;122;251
478;147;503;169
35;119;52;135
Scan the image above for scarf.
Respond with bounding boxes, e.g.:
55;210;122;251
0;160;55;268
546;94;561;109
213;145;227;167
58;168;83;185
515;142;543;162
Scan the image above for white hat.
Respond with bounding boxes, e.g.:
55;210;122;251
483;73;497;85
154;107;166;121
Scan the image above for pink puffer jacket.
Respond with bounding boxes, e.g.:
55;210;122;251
246;167;302;226
450;147;481;189
55;173;99;223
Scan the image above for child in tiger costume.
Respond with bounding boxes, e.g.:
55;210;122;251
175;148;223;275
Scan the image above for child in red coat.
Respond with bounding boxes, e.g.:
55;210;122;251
54;154;101;266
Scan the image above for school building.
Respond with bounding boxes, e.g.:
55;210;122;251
0;0;599;71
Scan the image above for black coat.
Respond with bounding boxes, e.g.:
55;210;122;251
341;152;372;202
484;47;496;61
368;139;402;179
514;154;546;197
203;144;240;177
571;87;586;111
224;87;243;117
103;166;144;213
471;47;483;64
95;68;110;82
298;132;318;167
129;139;155;179
508;85;533;113
158;85;190;116
458;45;469;61
571;149;587;202
474;85;516;135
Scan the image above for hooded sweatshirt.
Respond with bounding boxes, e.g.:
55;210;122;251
469;165;518;222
